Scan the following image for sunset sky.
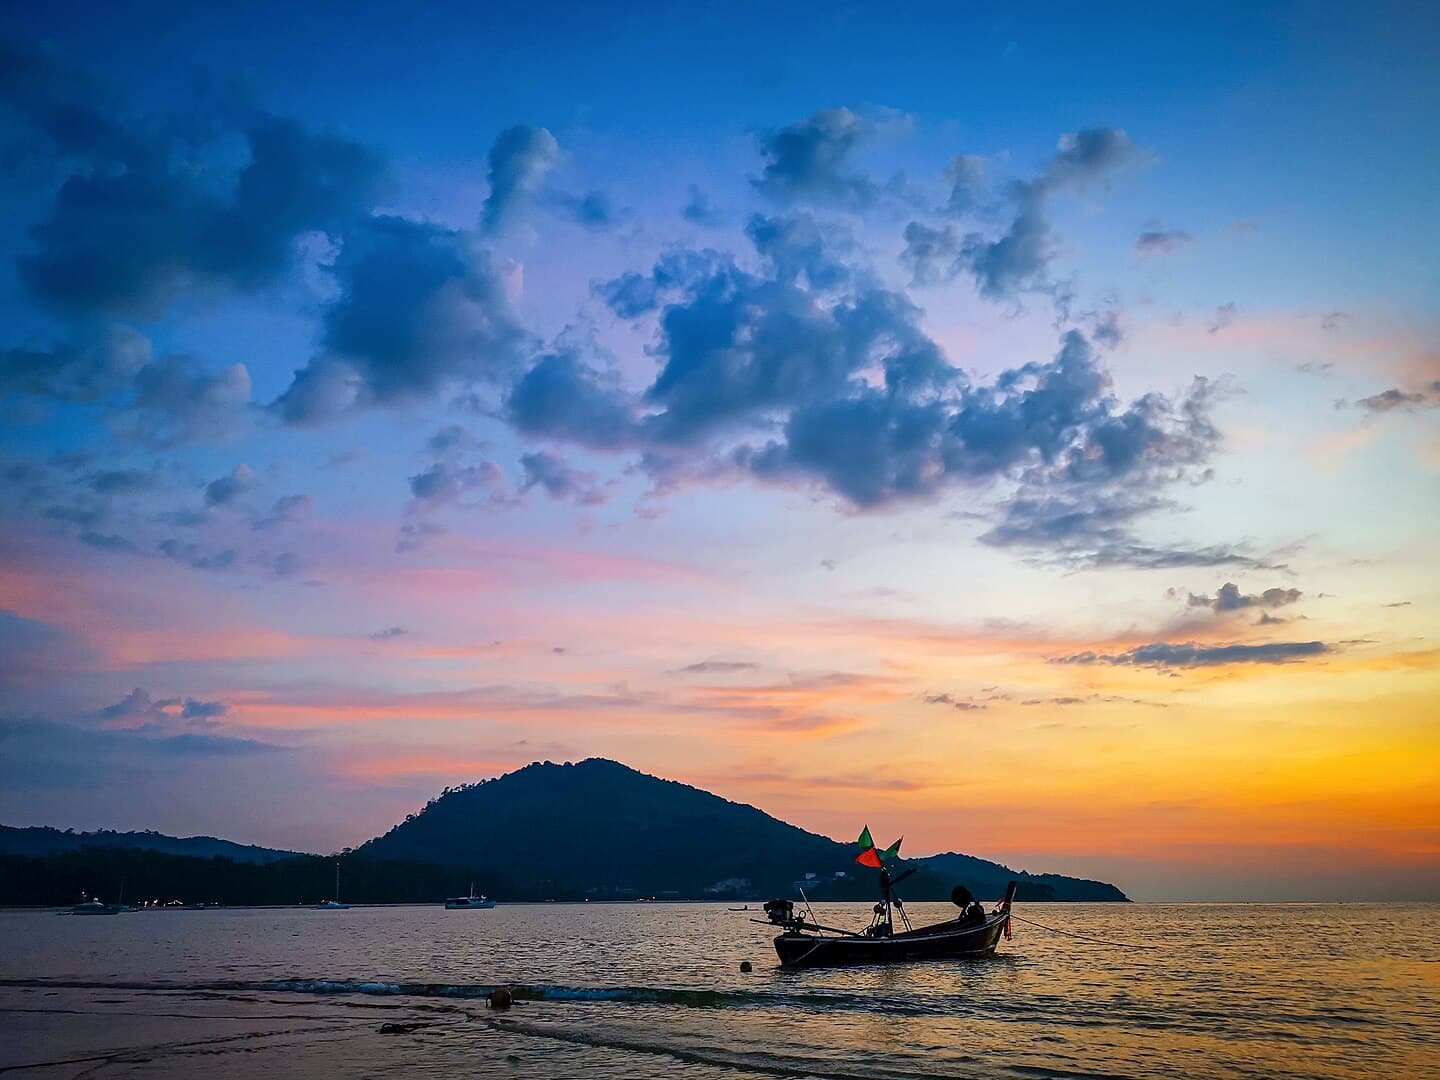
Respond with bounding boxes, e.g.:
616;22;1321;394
1;2;1436;901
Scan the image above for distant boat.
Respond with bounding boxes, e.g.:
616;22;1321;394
69;897;121;915
445;883;495;909
315;861;350;909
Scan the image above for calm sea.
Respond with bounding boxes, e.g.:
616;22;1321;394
1;901;1436;1078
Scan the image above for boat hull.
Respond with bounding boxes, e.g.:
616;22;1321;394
774;915;1007;968
444;899;496;909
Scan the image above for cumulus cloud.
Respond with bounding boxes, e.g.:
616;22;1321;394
273;216;530;424
204;464;256;507
481;126;563;233
507;350;638;449
406;460;509;511
751;107;886;208
0;325;149;402
519;450;608;506
1053;640;1331;668
7;38;387;319
123;352;253;447
1186;582;1302;614
972;128;1143;298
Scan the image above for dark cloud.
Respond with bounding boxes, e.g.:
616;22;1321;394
899;221;964;287
949;129;1145;304
204;464;256;507
273;216;530;424
507;350;638;449
370;626;408;641
0;325;149;402
923;692;986;712
519;450;608;506
1135;229;1193;258
1186;582;1302;614
79;530;138;553
1353;383;1440;414
548;189;619;230
481;126;562;234
1053;640;1331;668
87;468;158;496
751;107;883;208
95;688;228;730
407;460;508;511
9;43;386;318
157;539;238;571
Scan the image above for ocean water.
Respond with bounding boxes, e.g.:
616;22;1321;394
0;901;1436;1078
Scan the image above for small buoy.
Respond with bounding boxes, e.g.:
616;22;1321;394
739;960;752;973
488;986;513;1009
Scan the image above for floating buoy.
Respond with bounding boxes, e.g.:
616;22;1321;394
739;960;752;973
488;986;513;1009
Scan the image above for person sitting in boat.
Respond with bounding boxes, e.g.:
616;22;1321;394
951;885;986;926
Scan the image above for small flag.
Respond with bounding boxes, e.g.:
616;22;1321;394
855;846;883;868
879;837;903;863
857;825;873;850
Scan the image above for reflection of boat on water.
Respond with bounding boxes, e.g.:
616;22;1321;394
315;862;350;909
444;884;496;910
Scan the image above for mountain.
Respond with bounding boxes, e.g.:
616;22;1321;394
0;825;298;865
359;758;1128;902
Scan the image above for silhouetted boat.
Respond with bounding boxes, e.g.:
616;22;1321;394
315;862;349;909
764;874;1018;968
444;884;495;909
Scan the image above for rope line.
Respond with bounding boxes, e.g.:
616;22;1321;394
1007;913;1162;949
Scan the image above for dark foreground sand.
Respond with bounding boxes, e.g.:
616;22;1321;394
0;984;751;1079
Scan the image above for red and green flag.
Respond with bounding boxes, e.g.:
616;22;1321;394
855;846;883;868
855;824;881;867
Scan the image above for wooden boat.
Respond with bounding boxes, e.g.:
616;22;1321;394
765;874;1018;968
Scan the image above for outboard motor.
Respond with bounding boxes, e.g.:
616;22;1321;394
763;898;795;926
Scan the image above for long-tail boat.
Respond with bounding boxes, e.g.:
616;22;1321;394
763;864;1018;968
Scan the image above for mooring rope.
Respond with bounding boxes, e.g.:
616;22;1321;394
1006;913;1162;949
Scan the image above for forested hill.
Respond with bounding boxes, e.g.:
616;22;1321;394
358;758;1128;901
